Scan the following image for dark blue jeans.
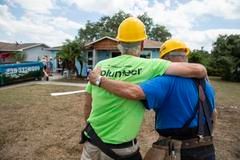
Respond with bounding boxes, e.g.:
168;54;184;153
181;144;215;160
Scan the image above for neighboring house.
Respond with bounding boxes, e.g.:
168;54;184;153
79;36;162;76
45;46;62;72
1;36;162;76
0;42;50;63
0;42;63;72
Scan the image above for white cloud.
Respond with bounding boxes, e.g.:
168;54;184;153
62;0;239;51
50;17;82;30
135;0;240;51
1;0;240;51
175;29;240;51
0;4;83;46
177;0;240;20
24;12;83;30
5;0;55;14
62;0;149;15
64;0;240;21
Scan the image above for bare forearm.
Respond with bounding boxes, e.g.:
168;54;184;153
84;107;91;122
84;93;92;122
100;77;145;100
165;63;207;78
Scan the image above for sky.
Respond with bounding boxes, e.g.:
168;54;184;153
0;0;240;51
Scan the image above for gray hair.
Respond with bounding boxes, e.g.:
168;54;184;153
117;42;141;55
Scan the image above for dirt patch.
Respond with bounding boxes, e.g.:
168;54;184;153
0;82;240;160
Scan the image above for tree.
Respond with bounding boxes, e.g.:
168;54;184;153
188;49;219;76
78;11;171;42
78;11;131;42
211;34;240;81
149;25;171;42
137;12;153;35
58;39;86;77
189;49;210;65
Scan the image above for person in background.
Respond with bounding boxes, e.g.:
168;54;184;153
86;67;92;80
49;57;53;76
43;65;49;81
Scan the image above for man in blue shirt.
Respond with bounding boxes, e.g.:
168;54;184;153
88;39;216;160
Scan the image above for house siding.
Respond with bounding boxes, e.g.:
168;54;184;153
24;46;59;72
79;37;162;77
151;49;160;58
96;50;111;63
24;45;49;61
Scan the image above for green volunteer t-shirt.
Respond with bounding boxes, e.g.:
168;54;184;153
85;54;170;144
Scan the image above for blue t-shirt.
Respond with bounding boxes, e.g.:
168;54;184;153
139;75;215;129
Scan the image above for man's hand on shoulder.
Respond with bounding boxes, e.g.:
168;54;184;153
88;67;102;86
87;67;145;100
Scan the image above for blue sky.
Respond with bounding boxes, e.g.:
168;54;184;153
0;0;239;51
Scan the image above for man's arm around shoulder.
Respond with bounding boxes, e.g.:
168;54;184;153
100;77;145;100
165;62;207;78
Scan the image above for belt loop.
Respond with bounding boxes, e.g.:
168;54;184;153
198;135;204;143
132;139;137;146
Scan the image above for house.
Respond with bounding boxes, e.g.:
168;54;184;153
0;42;64;72
79;36;162;76
0;42;50;63
1;36;163;76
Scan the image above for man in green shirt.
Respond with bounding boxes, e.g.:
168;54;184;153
80;17;207;160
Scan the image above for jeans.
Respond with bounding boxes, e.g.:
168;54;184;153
181;144;215;160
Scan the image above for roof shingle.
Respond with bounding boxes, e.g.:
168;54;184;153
0;42;48;51
85;36;162;49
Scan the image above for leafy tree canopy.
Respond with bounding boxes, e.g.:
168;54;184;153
210;34;240;81
78;11;171;42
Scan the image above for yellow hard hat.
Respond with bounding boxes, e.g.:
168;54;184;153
116;17;148;42
160;39;190;58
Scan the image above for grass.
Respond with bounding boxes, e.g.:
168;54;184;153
209;77;240;107
0;84;82;108
0;84;85;159
0;78;239;160
53;77;88;83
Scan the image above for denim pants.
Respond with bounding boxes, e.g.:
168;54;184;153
181;144;215;160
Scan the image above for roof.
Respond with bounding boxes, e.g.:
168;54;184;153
0;42;49;51
85;36;117;47
46;46;62;51
143;39;162;49
85;36;162;49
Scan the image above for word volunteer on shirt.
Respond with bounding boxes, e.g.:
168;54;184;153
101;68;143;78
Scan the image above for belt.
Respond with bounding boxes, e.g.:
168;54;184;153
154;136;213;149
181;136;213;149
88;138;137;149
157;125;210;140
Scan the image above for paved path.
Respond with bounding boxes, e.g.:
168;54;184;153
0;74;87;90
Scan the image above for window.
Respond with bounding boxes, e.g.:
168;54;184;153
87;51;93;68
140;51;152;59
